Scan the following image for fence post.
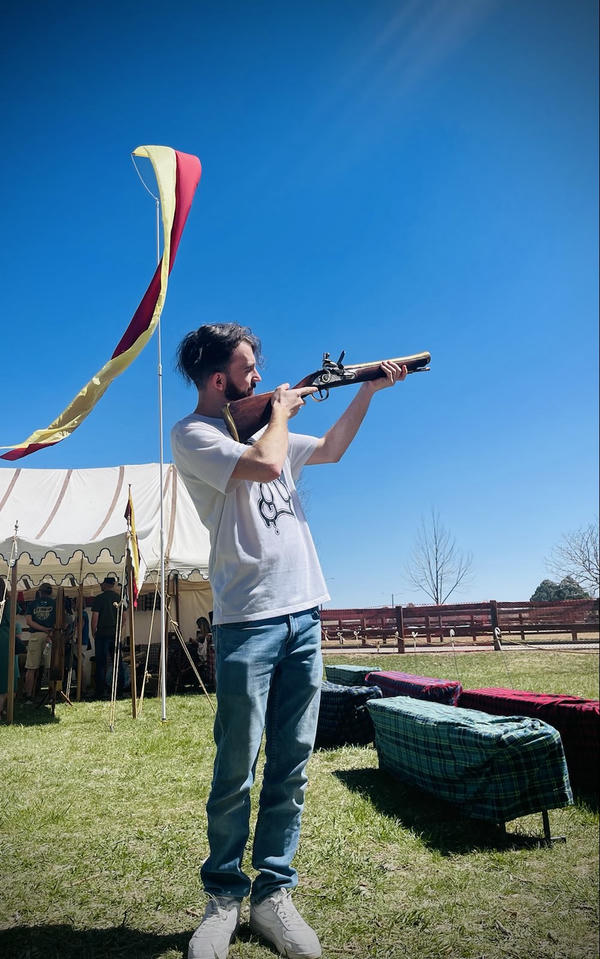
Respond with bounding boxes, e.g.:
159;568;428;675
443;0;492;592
490;600;499;650
396;605;405;654
425;614;431;644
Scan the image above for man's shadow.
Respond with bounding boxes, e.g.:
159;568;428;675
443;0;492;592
0;922;265;959
0;924;189;959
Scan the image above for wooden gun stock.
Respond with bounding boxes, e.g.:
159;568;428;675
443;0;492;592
223;350;431;443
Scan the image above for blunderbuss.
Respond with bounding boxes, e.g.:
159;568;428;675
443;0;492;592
223;349;431;443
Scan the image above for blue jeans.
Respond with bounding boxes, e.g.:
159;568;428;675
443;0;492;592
201;607;322;902
94;634;114;698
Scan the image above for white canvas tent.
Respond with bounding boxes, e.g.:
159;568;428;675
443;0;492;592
0;463;213;699
0;462;210;586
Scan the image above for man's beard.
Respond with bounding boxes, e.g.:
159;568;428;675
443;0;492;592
224;378;255;402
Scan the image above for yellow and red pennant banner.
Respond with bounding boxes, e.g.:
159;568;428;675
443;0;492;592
2;145;201;461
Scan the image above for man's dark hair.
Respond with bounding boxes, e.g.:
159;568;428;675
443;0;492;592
176;324;262;388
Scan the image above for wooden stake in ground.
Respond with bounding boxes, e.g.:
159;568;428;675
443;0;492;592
46;585;72;715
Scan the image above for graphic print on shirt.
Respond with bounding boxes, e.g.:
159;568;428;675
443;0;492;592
29;601;55;626
257;474;295;534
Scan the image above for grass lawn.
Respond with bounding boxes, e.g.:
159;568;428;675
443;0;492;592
1;651;598;959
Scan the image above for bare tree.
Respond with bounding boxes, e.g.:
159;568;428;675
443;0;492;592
405;510;473;604
546;519;599;598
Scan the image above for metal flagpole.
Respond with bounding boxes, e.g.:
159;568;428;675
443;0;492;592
132;155;168;722
155;196;168;723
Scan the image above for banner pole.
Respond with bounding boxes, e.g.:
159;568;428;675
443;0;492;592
155;196;168;723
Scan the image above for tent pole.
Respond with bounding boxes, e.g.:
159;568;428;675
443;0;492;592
173;571;180;631
127;552;138;719
76;583;84;702
49;585;66;716
6;560;18;725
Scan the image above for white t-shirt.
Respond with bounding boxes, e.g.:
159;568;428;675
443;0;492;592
171;414;330;624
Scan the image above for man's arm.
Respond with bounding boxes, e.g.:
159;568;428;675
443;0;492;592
307;361;406;465
91;611;99;637
230;384;317;483
25;614;53;635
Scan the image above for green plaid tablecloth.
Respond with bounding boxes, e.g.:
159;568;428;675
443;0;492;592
316;681;383;747
367;696;573;822
325;664;383;686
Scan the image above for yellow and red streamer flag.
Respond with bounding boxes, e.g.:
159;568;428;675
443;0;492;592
2;145;201;461
124;486;141;608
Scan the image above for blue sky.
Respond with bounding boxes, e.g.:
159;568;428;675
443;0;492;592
1;0;597;607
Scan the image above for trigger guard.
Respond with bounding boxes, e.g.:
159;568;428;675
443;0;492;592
311;388;329;402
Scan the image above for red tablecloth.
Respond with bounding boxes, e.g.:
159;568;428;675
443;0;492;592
457;687;599;792
366;670;462;705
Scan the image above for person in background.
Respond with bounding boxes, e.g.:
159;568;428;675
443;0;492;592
24;583;56;701
91;577;121;699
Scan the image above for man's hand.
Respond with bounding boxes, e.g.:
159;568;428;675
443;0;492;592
362;361;407;394
231;383;317;484
272;383;318;419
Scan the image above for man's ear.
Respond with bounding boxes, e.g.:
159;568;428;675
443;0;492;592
209;371;226;393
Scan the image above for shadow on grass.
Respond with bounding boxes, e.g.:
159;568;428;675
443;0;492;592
0;924;190;959
7;703;60;727
0;921;276;959
334;766;559;854
573;786;599;813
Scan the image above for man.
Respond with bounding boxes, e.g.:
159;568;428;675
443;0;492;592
171;323;406;959
91;577;121;699
24;583;56;700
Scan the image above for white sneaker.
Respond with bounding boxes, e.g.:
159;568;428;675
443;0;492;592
250;888;322;958
188;895;242;959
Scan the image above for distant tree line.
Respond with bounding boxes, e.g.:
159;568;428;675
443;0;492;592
530;576;591;602
530;519;599;601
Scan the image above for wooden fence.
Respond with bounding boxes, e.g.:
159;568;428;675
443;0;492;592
320;598;599;651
